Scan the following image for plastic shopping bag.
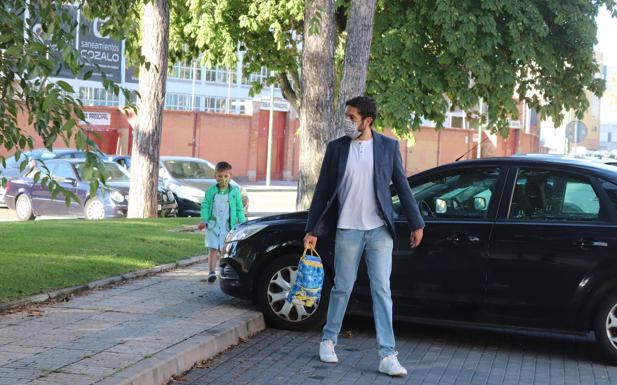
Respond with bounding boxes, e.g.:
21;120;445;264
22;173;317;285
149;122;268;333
286;246;324;307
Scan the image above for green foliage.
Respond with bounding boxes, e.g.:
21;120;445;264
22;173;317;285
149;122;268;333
0;0;135;202
185;0;304;95
369;0;615;136
182;0;615;138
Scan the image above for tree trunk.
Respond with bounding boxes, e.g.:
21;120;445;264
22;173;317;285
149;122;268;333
296;0;337;210
335;0;377;133
127;0;169;218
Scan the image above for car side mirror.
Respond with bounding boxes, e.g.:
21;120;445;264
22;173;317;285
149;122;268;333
62;177;77;186
474;197;487;210
435;198;447;214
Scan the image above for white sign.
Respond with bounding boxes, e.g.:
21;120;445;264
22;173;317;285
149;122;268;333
261;99;290;112
83;112;111;126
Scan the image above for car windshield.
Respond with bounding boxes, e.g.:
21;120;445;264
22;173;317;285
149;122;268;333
74;162;129;181
163;160;215;179
3;154;28;169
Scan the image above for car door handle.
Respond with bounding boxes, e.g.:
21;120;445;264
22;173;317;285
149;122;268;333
573;240;608;248
446;234;481;244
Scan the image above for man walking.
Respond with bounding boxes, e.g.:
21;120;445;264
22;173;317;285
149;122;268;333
303;96;425;377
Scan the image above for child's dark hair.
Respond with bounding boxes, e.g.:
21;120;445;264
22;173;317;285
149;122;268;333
215;161;232;172
345;96;377;125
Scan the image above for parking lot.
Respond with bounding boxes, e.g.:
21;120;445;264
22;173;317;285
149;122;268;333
173;318;616;385
0;187;298;222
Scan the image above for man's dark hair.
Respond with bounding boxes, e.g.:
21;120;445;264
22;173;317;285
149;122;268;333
345;96;378;125
215;161;232;172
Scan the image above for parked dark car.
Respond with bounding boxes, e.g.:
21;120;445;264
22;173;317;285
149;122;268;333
108;155;132;170
5;159;177;220
1;149;108;207
219;155;617;362
110;156;249;217
160;156;249;217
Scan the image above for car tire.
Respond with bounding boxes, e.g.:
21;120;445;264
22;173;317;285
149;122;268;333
594;291;617;364
15;194;35;221
84;198;105;220
257;253;332;331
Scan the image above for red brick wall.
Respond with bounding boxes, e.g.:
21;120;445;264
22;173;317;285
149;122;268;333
2;106;541;180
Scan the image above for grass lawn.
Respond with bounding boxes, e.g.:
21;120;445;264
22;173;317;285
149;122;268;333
0;218;205;303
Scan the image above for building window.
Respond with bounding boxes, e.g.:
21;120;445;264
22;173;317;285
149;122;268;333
165;93;200;111
168;62;201;81
79;87;119;107
203;67;235;84
529;108;539;127
243;67;269;85
204;97;227;113
591;95;600;118
203;97;247;114
451;116;464;129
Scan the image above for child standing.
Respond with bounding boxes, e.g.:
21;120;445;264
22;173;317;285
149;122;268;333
197;161;247;282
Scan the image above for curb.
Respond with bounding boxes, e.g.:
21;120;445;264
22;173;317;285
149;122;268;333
95;311;266;385
0;255;207;313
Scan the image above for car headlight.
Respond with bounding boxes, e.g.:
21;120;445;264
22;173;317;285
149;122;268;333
226;224;267;242
166;190;174;201
110;190;125;203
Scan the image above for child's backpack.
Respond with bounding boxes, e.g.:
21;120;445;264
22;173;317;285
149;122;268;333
286;246;324;307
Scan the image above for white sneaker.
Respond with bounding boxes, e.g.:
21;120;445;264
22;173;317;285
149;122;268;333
319;340;338;363
379;354;407;376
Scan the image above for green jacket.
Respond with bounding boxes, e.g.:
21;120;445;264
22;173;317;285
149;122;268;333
200;185;246;228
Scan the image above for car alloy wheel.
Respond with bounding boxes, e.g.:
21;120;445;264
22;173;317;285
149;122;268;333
15;194;35;221
266;265;318;323
84;198;105;220
594;291;617;364
257;254;331;331
606;303;617;351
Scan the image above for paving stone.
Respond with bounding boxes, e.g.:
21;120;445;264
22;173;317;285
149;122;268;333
0;262;256;384
176;320;615;385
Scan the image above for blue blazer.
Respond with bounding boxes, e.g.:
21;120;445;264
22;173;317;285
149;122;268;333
305;130;425;239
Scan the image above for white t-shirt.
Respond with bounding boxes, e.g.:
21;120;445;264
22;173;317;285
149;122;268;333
337;138;384;230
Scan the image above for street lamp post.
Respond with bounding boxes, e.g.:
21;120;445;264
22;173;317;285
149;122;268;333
477;98;484;159
265;84;275;186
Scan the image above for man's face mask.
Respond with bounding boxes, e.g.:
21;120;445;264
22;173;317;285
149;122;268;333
343;118;362;139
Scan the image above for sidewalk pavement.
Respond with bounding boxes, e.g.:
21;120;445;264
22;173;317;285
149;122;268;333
0;263;265;385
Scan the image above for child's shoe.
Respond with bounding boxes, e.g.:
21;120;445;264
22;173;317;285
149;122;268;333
207;271;217;283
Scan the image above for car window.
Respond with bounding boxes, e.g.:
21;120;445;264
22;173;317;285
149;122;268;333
119;157;131;169
393;167;501;219
163;160;215;179
509;169;600;221
24;161;50;178
601;180;617;213
3;154;27;169
74;162;129;181
52;163;76;179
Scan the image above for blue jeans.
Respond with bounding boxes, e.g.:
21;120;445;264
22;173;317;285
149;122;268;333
322;225;395;358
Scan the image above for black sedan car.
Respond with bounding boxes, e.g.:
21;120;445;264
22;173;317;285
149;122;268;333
5;159;177;220
219;155;617;362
